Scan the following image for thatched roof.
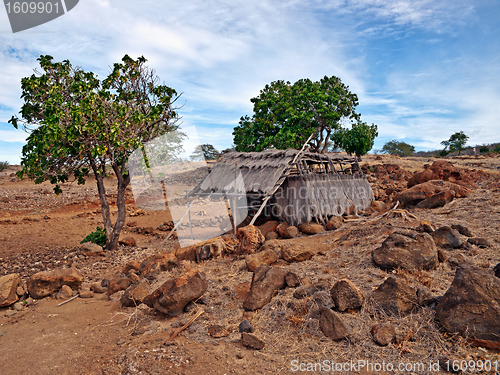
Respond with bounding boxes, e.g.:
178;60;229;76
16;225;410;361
192;149;360;195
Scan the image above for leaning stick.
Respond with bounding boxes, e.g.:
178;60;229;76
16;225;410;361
57;294;79;307
165;309;204;341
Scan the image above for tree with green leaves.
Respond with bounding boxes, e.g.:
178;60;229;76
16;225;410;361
9;55;182;250
441;131;469;156
381;140;415;157
233;76;361;153
331;121;378;157
479;146;490;154
190;144;221;161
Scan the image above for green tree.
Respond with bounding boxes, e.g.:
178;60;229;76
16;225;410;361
479;146;490;154
9;55;181;250
331;121;378;157
233;76;361;153
190;144;221;161
381;140;415;157
441;131;469;156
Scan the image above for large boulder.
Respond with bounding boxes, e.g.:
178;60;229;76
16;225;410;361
144;270;207;316
243;265;288;311
372;231;439;271
236;225;265;255
398;180;471;208
436;267;500;342
27;268;83;299
371;276;418;316
0;273;21;307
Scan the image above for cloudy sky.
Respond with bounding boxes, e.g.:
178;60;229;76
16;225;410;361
1;0;499;164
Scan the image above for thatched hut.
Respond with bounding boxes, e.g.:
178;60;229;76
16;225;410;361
190;149;374;226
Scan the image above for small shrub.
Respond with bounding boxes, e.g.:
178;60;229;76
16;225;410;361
369;166;375;173
439;149;450;157
494;145;500;153
81;227;107;246
479;146;490;154
0;161;9;172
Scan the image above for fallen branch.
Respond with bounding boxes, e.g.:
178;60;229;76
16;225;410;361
165;309;204;341
57;294;79;307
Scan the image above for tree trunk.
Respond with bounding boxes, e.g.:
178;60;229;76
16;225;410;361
107;163;131;250
90;160;112;247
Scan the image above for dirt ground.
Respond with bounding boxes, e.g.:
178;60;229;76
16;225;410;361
1;154;500;374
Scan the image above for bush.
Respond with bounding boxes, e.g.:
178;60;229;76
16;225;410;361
479;146;490;154
0;161;9;172
494;145;500;153
439;149;450;157
80;227;107;247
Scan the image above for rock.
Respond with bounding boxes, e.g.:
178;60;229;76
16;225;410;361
16;286;25;296
495;263;500;278
13;301;26;311
437;248;448;262
246;249;279;272
57;285;73;299
417;286;435;306
416;189;455;209
372;231;438;271
208;325;230;338
79;242;105;257
447;253;468;269
372;276;418;316
196;239;226;262
430;226;462;249
436;266;500;342
276;222;290;238
91;281;107;294
239;320;253;333
4;310;17;317
121;279;151;307
398;180;471;207
0;273;21;307
265;231;279;240
371;323;396;346
27;268;83;299
416;220;436;233
79;290;94;298
139;253;177;279
260;239;282;254
236;225;265;254
107;276;133;296
293;285;319;299
281;242;320;262
325;217;343;231
284;226;299;238
330;279;364;312
298;222;325;235
285;272;301;288
318;307;351;340
119;237;137;247
370;200;387;212
175;244;197;262
243;265;288;311
467;237;491;248
256;221;279;236
241;333;265;350
451;224;473;237
144;270;208;316
408;161;477;189
312;291;334;309
122;261;141;275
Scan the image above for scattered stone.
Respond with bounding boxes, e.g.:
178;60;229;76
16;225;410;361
246;249;279;272
312;291;334;309
451;224;473;237
0;273;21;307
281;242;320;262
298;222;325;235
16;286;25;297
27;268;83;299
467;237;491;248
208;325;230;338
370;200;387;212
447;253;468;269
121;279;151;307
79;242;105;257
436;266;500;342
372;231;438;271
293;285;319;299
371;276;418;316
330;279;364;312
239;320;253;333
256;221;279;237
371;323;396;346
139;253;177;279
417;286;435;306
284;226;299;238
285;272;301;288
276;222;290;238
13;301;26;311
107;276;133;296
4;310;17;317
144;270;208;316
57;285;73;299
430;226;462;249
122;261;141;275
265;231;279;240
416;220;436;233
236;225;265;254
243;265;288;311
119;237;137;247
79;290;94;298
91;281;107;294
318;307;351;340
437;248;448;263
241;333;265;350
325;217;343;231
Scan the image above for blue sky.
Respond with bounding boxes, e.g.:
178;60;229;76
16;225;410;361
1;0;499;164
